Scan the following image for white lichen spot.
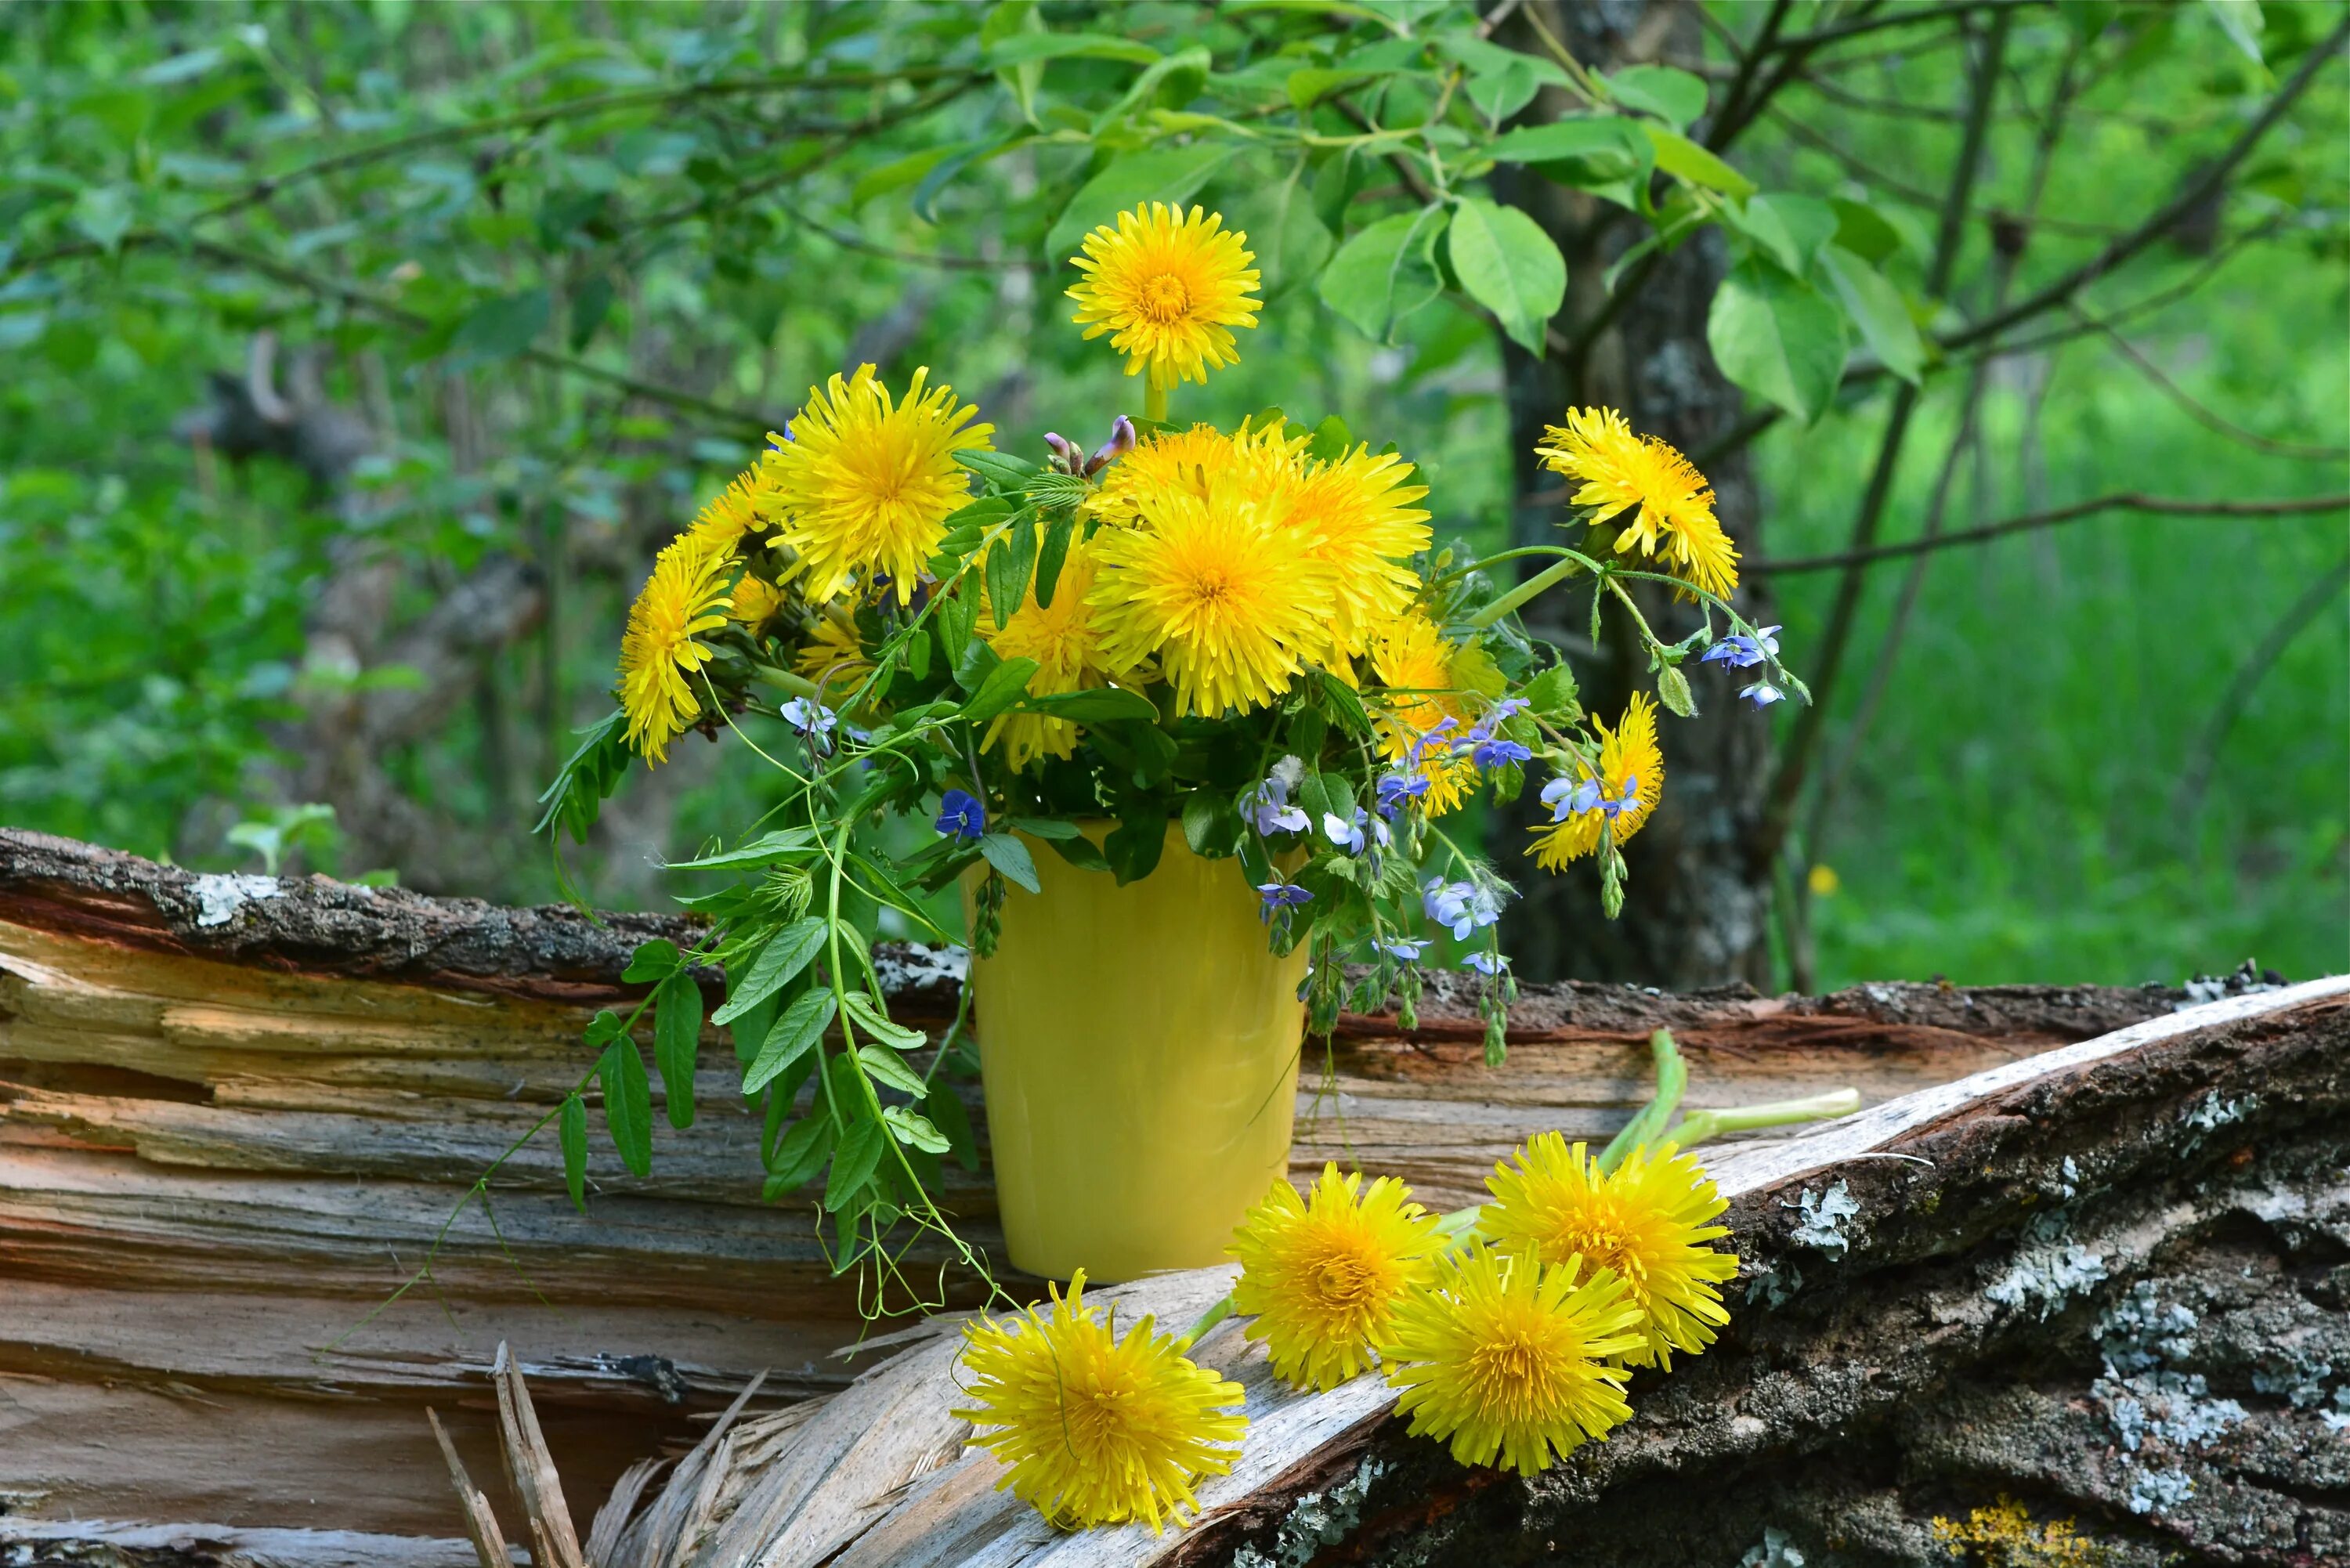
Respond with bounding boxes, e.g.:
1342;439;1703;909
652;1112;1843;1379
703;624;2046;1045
1787;1181;1860;1257
192;873;280;927
1230;1458;1388;1568
1738;1526;1807;1567
2179;1089;2260;1154
2090;1282;2247;1515
1984;1209;2107;1319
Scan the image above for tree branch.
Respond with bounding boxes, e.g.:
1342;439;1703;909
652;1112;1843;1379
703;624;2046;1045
2172;556;2350;819
2077;305;2350;462
1763;0;2051;56
1750;492;2350;575
1752;8;2013;874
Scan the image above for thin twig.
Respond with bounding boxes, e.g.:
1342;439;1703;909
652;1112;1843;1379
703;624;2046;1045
2077;305;2350;462
1750;492;2350;575
1764;0;2051;56
2173;557;2350;818
1705;0;1795;151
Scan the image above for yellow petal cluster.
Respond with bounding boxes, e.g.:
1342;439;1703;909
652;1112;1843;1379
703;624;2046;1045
1068;204;1260;388
1384;1245;1644;1476
762;363;992;605
1537;406;1737;600
954;1270;1246;1534
1479;1135;1739;1370
616;532;734;764
1368;610;1480;815
1528;692;1665;869
1228;1164;1444;1392
979;542;1122;770
791;608;873;703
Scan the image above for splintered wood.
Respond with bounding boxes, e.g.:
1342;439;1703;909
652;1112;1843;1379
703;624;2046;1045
0;826;2246;1563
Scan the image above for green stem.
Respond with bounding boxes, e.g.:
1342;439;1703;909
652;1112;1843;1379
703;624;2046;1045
1597;1028;1687;1172
1671;1088;1862;1151
1177;1292;1235;1350
1143;377;1169;425
1467;553;1600;628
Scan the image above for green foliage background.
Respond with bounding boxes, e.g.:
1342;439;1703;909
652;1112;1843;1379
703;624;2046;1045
1;0;2342;989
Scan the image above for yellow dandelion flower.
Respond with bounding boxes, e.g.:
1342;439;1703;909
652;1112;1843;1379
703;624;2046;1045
616;533;734;764
1088;470;1334;717
1384;1245;1644;1477
980;542;1120;771
1368;611;1480;815
728;573;787;632
1279;445;1431;658
1229;1163;1445;1393
790;609;873;703
1528;692;1664;869
1068;204;1260;389
953;1270;1247;1534
1536;406;1738;599
688;468;779;553
762;364;992;605
1480;1135;1739;1371
1083;421;1296;526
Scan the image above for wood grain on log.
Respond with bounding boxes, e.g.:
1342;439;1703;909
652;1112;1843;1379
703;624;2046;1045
0;827;2281;1566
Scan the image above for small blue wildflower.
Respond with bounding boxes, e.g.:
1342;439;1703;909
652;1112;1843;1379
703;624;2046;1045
1461;951;1510;977
1249;756;1310;836
780;697;837;753
1741;681;1786;707
1422;877;1504;941
935;789;986;842
1471;734;1533;769
1703;624;1782;670
1599;773;1643;819
1256;881;1312;922
1407;717;1459;766
1541;773;1603;822
1322;809;1367;856
1376;768;1430;818
1379;938;1430;962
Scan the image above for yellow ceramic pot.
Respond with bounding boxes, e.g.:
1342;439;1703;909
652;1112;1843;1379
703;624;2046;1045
968;822;1308;1282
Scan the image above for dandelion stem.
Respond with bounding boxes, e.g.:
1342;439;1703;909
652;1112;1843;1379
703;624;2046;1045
1598;1028;1687;1172
1672;1088;1862;1150
1467;553;1600;628
1143;378;1168;425
1177;1292;1235;1349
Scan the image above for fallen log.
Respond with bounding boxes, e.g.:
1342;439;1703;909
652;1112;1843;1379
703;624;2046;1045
0;826;2324;1565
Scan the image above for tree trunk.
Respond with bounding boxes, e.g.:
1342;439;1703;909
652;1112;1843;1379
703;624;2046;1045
1493;1;1776;990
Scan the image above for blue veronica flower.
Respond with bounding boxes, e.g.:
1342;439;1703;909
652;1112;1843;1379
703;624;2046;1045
1461;950;1510;976
1322;809;1367;856
1379;938;1430;962
1376;768;1430;818
1407;717;1459;766
1741;681;1786;707
1256;881;1312;921
1541;773;1603;822
1471;735;1533;769
780;697;837;753
1249;759;1311;836
1703;624;1782;670
935;789;986;842
1599;773;1643;819
1486;697;1531;724
1420;877;1502;941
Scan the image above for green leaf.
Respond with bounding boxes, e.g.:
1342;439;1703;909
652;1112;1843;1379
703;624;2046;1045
1820;244;1924;386
1706;258;1846;424
953;635;1002;694
880;1104;953;1154
712;916;830;1024
729;986;783;1068
1728;193;1837;279
824;1116;886;1212
2204;0;2265;63
584;1009;624;1048
1224;159;1333;298
621;939;681;984
559;1094;588;1213
743;989;836;1093
1828;197;1904;266
598;1038;653;1178
964;656;1039;724
859;1045;931;1097
1047;833;1112;873
1645;127;1756;200
1318;205;1450;342
764;1115;834;1194
841;989;929;1050
1105;815;1167;885
653;971;703;1130
985;31;1159;67
977;833;1042;894
1006;816;1081;840
1523;662;1580;718
986;514;1038;628
925;1082;980;1171
447;287;551;367
1446;197;1566;354
663;827;819;872
958;449;1041;489
1018;685;1159;722
1603;64;1708;130
1046;144;1237;262
1033;512;1074;608
1181;787;1242;858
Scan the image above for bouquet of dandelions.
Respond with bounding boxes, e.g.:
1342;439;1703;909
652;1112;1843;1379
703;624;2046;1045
542;198;1806;1454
